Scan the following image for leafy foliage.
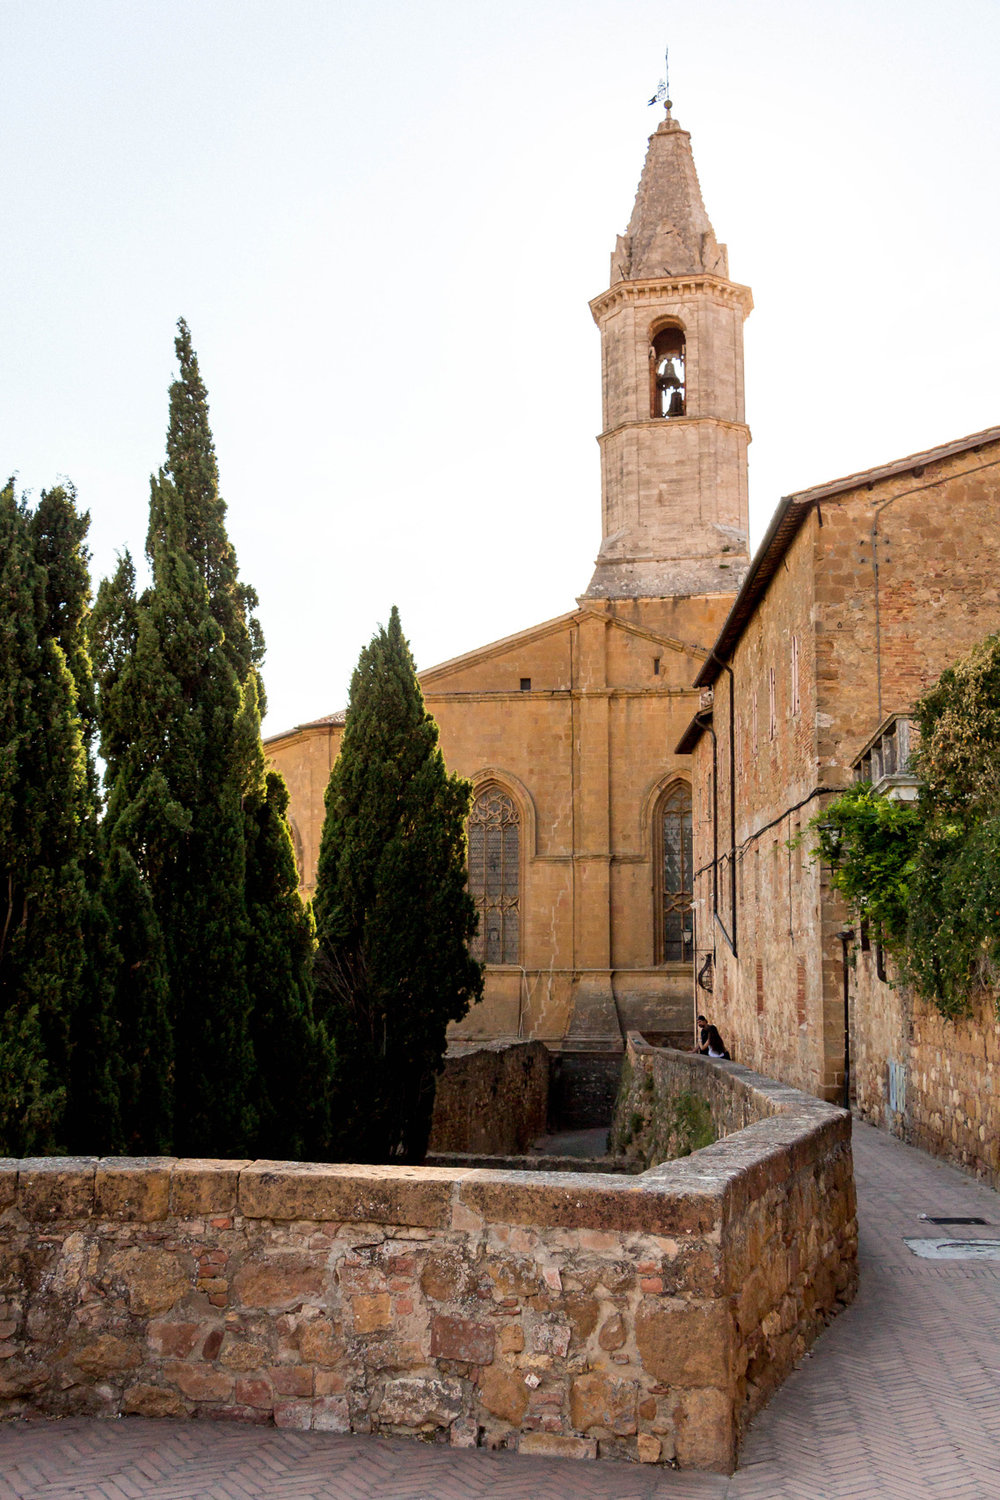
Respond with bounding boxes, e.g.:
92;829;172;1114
807;783;921;949
808;632;1000;1019
313;607;483;1163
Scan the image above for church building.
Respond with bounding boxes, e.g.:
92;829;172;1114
265;101;752;1063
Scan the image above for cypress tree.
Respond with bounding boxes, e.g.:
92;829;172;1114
0;482;90;1153
91;553;174;1152
313;607;483;1163
94;321;325;1157
29;486;121;1152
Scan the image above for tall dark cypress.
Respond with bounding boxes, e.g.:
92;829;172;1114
29;486;121;1151
313;607;483;1163
95;321;324;1157
0;482;90;1153
92;553;174;1153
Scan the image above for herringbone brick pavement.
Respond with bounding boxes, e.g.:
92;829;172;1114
726;1120;1000;1500
3;1120;999;1498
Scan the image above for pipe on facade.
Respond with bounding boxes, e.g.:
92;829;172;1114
706;651;738;955
690;710;719;936
835;928;854;1111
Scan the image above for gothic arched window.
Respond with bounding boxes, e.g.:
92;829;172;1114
468;786;520;965
649;326;686;419
656;782;693;963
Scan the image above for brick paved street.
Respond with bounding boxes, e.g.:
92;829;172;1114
3;1120;1000;1499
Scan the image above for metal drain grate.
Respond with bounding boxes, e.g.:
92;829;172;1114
919;1215;988;1225
905;1238;1000;1261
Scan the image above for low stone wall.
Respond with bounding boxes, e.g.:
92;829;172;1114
428;1042;549;1155
0;1051;856;1472
853;950;1000;1188
610;1040;794;1170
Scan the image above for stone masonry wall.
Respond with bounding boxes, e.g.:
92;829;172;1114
609;1041;786;1170
609;1037;856;1435
0;1067;855;1473
692;442;1000;1109
853;951;1000;1189
428;1043;549;1155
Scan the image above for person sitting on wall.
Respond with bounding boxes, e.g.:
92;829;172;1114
697;1014;731;1060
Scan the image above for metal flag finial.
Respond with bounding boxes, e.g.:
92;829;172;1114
647;45;671;110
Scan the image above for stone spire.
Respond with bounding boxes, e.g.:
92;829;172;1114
583;108;752;602
611;109;729;284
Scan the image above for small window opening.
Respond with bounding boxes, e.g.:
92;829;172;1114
649;326;686;419
791;634;800;716
653;657;661;676
520;677;531;692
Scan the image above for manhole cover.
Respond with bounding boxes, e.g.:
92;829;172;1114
905;1238;1000;1261
919;1215;988;1225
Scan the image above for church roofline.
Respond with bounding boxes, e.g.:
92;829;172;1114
693;423;1000;690
419;601;707;683
416;608;585;684
265;604;711;747
264;708;346;747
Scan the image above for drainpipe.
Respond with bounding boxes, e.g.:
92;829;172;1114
691;710;719;931
835;928;854;1111
706;652;738;955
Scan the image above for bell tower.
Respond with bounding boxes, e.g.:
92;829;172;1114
584;105;752;600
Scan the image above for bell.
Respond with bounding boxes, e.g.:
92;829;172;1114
659;368;681;391
668;389;685;416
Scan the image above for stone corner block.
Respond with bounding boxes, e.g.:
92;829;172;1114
634;1298;732;1388
18;1157;99;1221
95;1158;177;1221
171;1159;252;1217
519;1432;598;1460
239;1161;461;1228
376;1374;463;1429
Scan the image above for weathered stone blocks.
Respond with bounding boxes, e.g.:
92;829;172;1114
0;1046;855;1472
95;1159;174;1221
239;1162;461;1227
430;1314;495;1364
378;1376;463;1428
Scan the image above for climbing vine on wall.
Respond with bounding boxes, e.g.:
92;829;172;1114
808;632;1000;1021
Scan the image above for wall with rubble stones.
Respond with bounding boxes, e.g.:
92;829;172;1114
0;1056;855;1473
428;1042;549;1155
852;951;1000;1189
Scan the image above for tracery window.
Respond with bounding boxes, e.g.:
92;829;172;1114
657;782;693;963
468;786;520;965
649;326;686;418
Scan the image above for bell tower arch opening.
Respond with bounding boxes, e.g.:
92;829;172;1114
650;323;686;419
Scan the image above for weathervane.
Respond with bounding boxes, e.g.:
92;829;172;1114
647;46;671;110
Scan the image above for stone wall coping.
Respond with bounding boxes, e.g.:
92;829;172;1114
621;1034;851;1220
0;1041;846;1233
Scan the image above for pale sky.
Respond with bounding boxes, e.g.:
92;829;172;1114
4;0;999;738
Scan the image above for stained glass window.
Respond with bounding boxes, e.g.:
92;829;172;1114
659;782;693;963
468;787;520;965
